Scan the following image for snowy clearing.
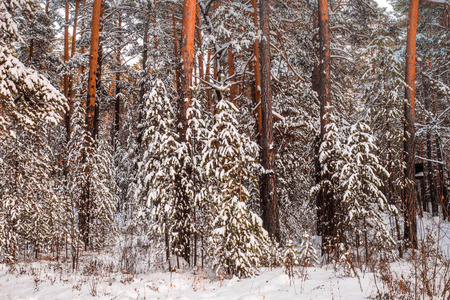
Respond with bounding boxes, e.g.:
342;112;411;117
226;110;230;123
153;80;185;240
0;264;380;300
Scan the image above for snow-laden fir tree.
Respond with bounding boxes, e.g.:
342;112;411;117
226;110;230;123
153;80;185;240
0;0;66;138
0;0;67;261
283;239;299;279
313;107;395;260
311;109;342;252
337;119;396;259
186;94;209;265
114;99;140;224
88;139;119;248
358;27;405;208
67;97;118;251
17;1;60;84
298;232;318;267
135;79;184;261
67;96;87;263
0;127;69;260
203;99;271;278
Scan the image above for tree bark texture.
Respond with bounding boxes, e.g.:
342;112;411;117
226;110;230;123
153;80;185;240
29;39;33;66
179;0;196;138
251;0;262;133
403;0;419;248
436;135;449;219
228;41;236;102
64;1;70;136
259;0;280;243
424;80;438;216
69;0;80;108
113;16;122;146
86;0;102;139
175;0;197;264
173;13;180;92
317;0;336;254
81;0;102;249
137;8;150;145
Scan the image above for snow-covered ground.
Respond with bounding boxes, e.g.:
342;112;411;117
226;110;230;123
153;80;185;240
2;216;449;300
0;263;379;300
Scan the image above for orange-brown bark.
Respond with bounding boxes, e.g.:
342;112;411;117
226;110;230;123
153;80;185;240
80;0;87;78
175;0;197;265
251;0;262;133
86;0;102;139
403;0;419;248
71;0;80;57
68;0;80;101
196;7;204;83
179;0;196;138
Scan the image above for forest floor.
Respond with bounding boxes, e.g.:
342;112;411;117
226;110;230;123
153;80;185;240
0;262;377;300
0;215;448;300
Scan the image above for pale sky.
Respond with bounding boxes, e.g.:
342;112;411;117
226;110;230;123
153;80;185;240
375;0;394;11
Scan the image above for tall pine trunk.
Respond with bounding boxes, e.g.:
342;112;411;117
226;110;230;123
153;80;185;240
424;78;438;216
251;0;262;133
317;0;335;255
436;135;449;219
403;0;419;249
259;0;280;243
69;0;80;107
175;0;197;264
64;1;70;136
81;0;102;249
113;16;122;147
138;6;150;145
86;0;102;139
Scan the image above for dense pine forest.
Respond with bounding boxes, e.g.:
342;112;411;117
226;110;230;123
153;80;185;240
1;0;449;298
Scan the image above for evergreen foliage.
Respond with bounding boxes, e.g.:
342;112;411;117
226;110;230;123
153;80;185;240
0;0;67;261
203;99;271;277
135;79;184;258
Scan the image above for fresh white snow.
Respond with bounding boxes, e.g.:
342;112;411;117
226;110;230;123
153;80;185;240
0;264;378;300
